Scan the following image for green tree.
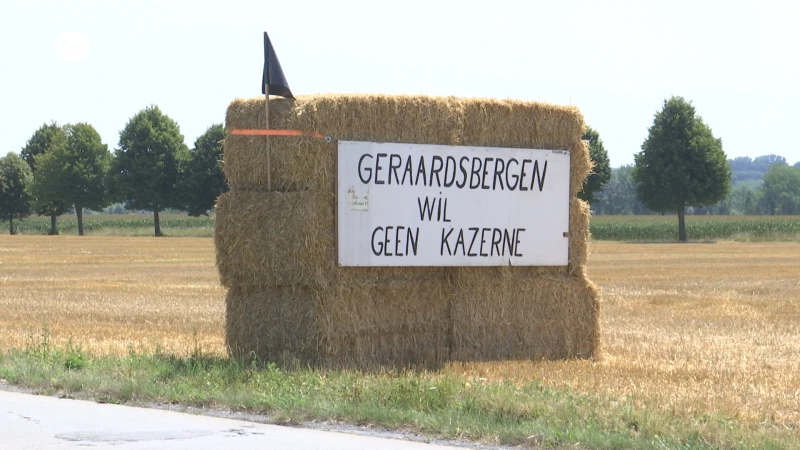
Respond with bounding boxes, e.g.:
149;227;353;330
633;96;731;241
729;156;753;172
593;166;633;214
578;125;612;204
110;105;189;236
178;124;228;216
20;122;60;172
794;161;800;169
729;184;759;215
21;122;70;234
0;153;34;234
758;164;800;215
32;123;113;236
592;165;653;215
752;154;786;171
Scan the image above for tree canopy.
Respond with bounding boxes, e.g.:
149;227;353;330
0;153;34;234
21;122;62;172
110;105;189;236
21;123;70;234
633;96;731;241
759;164;800;215
578;125;612;204
752;154;787;169
178;124;228;216
32;123;112;235
591;165;652;215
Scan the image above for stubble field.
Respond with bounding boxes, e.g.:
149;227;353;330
1;236;798;432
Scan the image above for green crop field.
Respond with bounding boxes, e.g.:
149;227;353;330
9;214;215;237
590;215;800;241
6;213;800;242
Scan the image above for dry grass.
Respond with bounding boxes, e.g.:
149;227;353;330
1;236;799;428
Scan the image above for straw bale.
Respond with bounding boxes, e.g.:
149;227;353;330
569;198;592;276
214;190;334;288
217;93;600;366
223;135;336;192
214;190;449;289
457;97;583;148
214;189;589;286
456;97;592;199
566;138;593;200
224;95;464;192
450;268;599;361
225;284;319;365
223;97;334;192
226;280;450;370
223;95;592;193
293;94;464;145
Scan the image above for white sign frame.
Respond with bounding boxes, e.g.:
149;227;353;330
337;141;570;267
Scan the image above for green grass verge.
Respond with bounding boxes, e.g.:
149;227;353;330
1;335;796;449
589;215;800;242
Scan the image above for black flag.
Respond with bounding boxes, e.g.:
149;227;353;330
262;31;293;98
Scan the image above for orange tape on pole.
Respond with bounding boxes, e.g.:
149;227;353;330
230;129;327;139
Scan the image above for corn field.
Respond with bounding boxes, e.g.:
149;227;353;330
7;213;800;241
11;214;214;236
590;215;800;241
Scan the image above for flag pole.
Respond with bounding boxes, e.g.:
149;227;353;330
264;85;270;191
262;30;293;192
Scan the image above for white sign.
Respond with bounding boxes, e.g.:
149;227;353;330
337;141;570;266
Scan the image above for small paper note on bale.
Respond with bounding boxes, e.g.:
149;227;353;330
216;94;599;369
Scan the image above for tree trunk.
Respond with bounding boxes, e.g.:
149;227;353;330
76;205;84;236
50;213;58;235
9;218;14;235
154;209;162;237
677;205;687;242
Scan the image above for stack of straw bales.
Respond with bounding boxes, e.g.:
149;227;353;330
215;94;599;369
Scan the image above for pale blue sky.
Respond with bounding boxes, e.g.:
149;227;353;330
3;0;799;167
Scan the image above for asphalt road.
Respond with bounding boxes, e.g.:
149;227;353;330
0;390;468;449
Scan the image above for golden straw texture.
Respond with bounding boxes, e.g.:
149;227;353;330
216;94;598;369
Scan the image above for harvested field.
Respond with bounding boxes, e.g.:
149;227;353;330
0;236;224;355
458;241;800;426
1;236;799;427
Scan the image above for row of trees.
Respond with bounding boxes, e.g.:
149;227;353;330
592;163;800;216
729;154;798;185
2;96;797;242
0;106;226;235
571;96;732;241
589;96;799;240
1;118;613;237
